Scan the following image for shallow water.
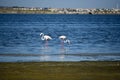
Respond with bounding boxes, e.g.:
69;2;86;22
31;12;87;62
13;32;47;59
0;14;120;62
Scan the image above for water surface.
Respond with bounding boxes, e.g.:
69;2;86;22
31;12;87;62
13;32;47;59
0;14;120;62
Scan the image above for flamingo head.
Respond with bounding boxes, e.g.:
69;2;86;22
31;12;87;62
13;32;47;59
40;33;44;36
64;39;70;44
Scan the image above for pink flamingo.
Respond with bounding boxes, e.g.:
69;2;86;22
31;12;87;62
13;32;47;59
59;35;70;49
40;33;52;48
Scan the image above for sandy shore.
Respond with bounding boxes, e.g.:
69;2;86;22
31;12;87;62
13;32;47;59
0;61;120;80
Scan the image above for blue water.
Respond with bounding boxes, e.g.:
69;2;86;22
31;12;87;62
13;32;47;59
0;14;120;62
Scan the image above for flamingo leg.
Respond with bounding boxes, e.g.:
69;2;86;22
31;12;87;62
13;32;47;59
45;40;48;48
61;40;64;49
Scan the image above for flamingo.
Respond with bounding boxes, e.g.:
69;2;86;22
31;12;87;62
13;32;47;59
40;33;52;48
59;35;70;49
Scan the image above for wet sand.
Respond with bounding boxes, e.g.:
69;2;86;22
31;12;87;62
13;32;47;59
0;61;120;80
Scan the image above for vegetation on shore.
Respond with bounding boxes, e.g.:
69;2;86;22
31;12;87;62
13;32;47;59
0;61;120;80
0;7;120;14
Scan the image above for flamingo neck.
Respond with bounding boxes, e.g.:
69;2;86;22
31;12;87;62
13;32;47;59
41;34;45;40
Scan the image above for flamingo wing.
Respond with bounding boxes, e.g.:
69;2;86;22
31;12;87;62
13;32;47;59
59;35;66;39
44;35;52;40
